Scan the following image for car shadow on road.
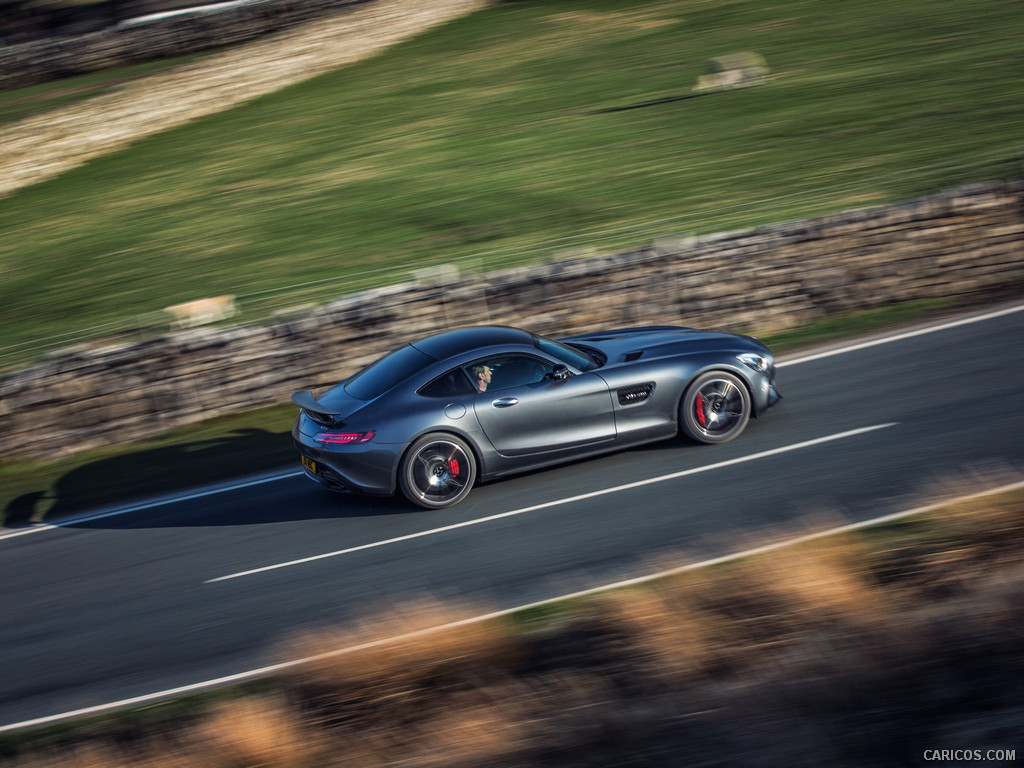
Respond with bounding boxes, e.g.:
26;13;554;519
5;428;750;531
60;488;416;529
5;427;414;530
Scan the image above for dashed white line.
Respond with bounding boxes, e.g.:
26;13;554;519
206;423;898;583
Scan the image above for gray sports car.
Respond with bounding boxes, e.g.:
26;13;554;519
292;325;780;509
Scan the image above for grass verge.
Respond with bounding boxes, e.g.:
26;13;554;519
3;484;1021;765
0;295;988;529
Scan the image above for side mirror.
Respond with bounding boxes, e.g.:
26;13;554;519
551;364;571;380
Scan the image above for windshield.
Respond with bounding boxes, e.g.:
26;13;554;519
532;334;602;371
344;344;433;400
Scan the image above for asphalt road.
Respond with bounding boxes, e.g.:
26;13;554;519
2;303;1023;730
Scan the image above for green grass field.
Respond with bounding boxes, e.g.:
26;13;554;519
1;0;1022;360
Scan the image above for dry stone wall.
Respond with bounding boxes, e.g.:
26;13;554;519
0;0;371;91
1;179;1022;459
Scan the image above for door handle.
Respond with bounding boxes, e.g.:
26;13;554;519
491;397;519;408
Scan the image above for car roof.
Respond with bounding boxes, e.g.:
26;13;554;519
411;326;534;360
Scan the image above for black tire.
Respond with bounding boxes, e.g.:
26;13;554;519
681;371;751;444
399;433;477;509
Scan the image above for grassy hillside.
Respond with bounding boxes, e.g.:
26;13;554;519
1;0;1022;359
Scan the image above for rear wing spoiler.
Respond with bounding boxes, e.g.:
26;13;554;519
291;390;346;427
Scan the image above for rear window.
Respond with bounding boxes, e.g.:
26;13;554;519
344;345;433;400
418;368;476;398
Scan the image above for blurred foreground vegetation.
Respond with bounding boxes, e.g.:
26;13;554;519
4;485;1022;766
1;0;1023;360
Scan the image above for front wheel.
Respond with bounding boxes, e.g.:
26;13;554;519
399;434;477;509
681;371;751;444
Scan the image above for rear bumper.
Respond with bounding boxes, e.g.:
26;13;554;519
293;439;397;496
292;416;398;496
297;454;354;494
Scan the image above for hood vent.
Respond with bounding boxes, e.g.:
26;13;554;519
623;351;643;362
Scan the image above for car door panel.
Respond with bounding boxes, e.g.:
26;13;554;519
474;373;616;457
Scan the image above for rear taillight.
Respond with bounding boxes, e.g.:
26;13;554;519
314;431;376;445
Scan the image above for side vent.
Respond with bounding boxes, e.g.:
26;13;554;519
623;351;643;362
617;382;655;406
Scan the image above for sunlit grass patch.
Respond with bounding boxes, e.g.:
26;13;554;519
280;598;522;695
197;697;314;768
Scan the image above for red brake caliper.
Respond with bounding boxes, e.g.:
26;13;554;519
695;395;707;427
449;459;460;475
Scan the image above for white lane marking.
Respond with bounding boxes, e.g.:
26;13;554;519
206;423;897;583
779;302;1024;367
3;300;1021;541
0;471;303;541
4;476;1021;735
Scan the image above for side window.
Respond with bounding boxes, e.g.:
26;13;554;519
418;368;476;398
464;355;552;393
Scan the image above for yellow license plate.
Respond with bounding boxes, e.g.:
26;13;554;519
301;455;317;474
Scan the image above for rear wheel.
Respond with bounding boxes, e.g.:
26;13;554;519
399;433;477;509
681;371;751;444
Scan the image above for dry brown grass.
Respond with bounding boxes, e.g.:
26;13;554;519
280;598;521;692
594;536;889;685
869;483;1024;597
266;599;526;765
196;697;313;768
